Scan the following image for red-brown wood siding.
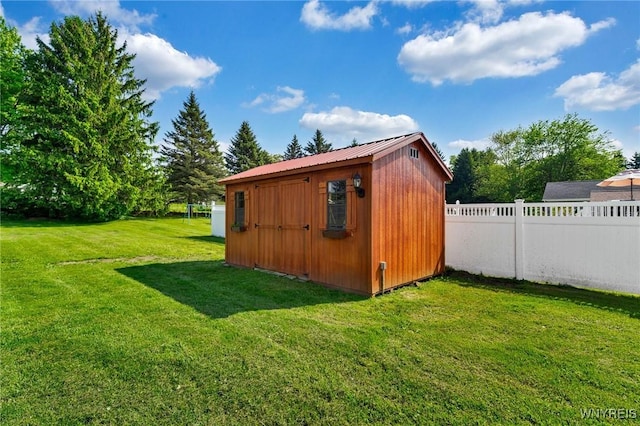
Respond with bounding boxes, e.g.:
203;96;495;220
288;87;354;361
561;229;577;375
224;166;372;294
370;142;447;293
225;183;255;267
307;165;372;294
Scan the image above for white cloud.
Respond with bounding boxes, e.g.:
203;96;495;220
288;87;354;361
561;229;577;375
14;16;49;49
464;0;545;24
123;32;221;101
244;86;306;113
4;1;219;100
464;0;504;24
299;106;419;142
396;23;413;35
398;11;613;85
300;0;378;31
609;138;637;161
49;0;156;32
389;0;434;8
554;60;640;111
589;17;616;33
448;138;491;151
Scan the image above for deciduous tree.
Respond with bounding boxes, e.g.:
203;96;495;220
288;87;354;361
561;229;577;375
517;114;622;200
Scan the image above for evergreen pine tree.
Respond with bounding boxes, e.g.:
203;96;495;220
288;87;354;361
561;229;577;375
431;141;445;161
225;121;266;174
283;134;304;160
0;17;27;183
161;91;226;204
628;152;640;169
11;13;164;220
446;148;476;204
349;138;359;147
304;129;333;155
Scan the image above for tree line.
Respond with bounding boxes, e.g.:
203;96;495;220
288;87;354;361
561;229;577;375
446;114;636;203
0;14;337;220
1;14;635;221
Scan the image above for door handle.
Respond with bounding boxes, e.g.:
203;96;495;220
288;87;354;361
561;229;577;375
303;224;310;230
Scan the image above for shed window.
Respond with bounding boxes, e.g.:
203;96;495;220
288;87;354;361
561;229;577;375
409;147;419;159
234;191;245;225
327;180;347;229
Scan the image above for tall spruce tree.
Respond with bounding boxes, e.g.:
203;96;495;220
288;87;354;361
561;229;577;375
431;142;445;161
10;13;164;220
304;129;332;155
161;91;226;204
0;17;27;183
283;134;304;160
225;121;266;174
446;148;477;204
628;152;640;169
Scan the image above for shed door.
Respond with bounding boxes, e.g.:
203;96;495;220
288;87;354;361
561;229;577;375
255;178;310;276
255;182;279;272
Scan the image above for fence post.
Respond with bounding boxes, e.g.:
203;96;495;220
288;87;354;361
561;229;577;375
515;199;525;280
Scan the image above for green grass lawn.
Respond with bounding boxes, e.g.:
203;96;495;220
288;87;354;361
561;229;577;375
1;217;638;425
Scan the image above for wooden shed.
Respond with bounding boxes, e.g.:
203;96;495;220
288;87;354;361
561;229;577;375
218;132;453;296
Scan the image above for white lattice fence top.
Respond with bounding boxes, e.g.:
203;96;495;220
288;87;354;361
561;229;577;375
445;204;514;217
446;201;640;218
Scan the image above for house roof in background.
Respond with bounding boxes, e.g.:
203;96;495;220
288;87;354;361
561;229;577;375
543;180;631;202
219;132;453;184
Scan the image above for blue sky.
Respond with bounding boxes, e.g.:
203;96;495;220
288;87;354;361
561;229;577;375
2;0;639;162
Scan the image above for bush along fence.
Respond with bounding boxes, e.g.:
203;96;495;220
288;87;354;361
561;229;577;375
445;200;640;295
211;200;640;295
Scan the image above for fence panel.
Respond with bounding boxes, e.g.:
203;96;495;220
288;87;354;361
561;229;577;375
214;201;640;294
445;200;640;294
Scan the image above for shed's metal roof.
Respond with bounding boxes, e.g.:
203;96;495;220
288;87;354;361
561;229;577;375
220;132;452;184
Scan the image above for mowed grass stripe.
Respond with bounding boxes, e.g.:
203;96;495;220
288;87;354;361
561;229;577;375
1;217;638;425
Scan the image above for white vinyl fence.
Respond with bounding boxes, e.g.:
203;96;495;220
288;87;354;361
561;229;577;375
212;200;640;294
446;200;640;294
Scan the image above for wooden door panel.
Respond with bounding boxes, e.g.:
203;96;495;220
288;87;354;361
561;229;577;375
279;179;310;276
255;178;310;276
256;183;279;271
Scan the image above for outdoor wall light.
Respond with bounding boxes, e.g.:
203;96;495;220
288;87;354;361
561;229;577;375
353;172;365;198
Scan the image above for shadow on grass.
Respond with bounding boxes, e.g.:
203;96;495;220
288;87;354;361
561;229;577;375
116;260;364;319
182;235;225;244
446;271;640;319
0;218;103;228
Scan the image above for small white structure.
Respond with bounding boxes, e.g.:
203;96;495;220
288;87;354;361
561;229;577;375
210;202;226;238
